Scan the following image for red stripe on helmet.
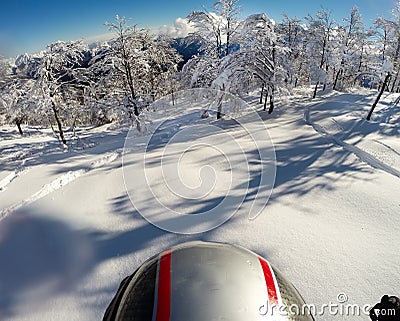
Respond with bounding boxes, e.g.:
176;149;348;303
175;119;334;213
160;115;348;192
258;257;279;306
155;249;172;321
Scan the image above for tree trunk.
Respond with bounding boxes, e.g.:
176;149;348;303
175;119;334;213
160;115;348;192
70;115;78;136
225;24;230;57
312;82;319;99
260;83;264;104
389;78;395;93
216;94;224;119
51;100;67;145
263;91;268;111
270;44;276;111
333;69;342;91
367;73;391;121
124;61;139;117
217;103;222;119
358;46;364;73
268;82;275;114
16;120;23;136
353;75;359;86
391;70;399;93
268;95;274;114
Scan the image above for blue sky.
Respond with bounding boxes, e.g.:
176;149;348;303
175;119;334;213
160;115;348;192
0;0;397;57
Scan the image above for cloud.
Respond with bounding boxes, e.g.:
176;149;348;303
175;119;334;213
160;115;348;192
80;18;194;46
159;17;195;38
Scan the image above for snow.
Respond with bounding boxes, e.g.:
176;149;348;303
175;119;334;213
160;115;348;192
0;88;399;320
304;89;400;177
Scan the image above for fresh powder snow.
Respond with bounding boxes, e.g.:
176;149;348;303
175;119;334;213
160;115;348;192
0;88;399;321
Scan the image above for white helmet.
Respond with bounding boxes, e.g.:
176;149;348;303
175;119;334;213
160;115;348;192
103;241;314;321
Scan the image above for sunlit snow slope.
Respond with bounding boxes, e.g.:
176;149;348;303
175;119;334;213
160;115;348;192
0;89;399;321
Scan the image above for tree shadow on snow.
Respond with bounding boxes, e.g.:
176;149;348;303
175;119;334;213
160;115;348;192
0;203;214;318
0;209;96;318
310;92;400;139
271;133;372;202
0;128;128;173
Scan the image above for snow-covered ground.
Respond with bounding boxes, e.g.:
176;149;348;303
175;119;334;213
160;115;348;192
0;88;399;320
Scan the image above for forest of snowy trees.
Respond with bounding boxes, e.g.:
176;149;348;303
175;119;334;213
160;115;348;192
1;0;400;144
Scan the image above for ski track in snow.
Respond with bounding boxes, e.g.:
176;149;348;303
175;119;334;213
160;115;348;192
373;139;400;158
0;160;27;192
0;168;24;192
0;151;120;219
304;107;400;179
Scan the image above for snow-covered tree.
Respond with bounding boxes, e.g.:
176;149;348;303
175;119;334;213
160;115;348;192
87;16;181;129
214;0;240;57
367;61;393;120
304;9;337;98
209;51;254;118
82;43;121;125
0;78;35;135
104;16;150;120
332;7;367;91
0;55;9;85
353;28;376;81
35;40;88;145
181;54;220;88
239;13;289;113
365;2;400;120
0;55;10;122
144;35;182;101
0;53;45;133
368;2;400;93
386;1;400;92
374;17;391;65
276;15;306;87
183;11;290;116
187;0;240;59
